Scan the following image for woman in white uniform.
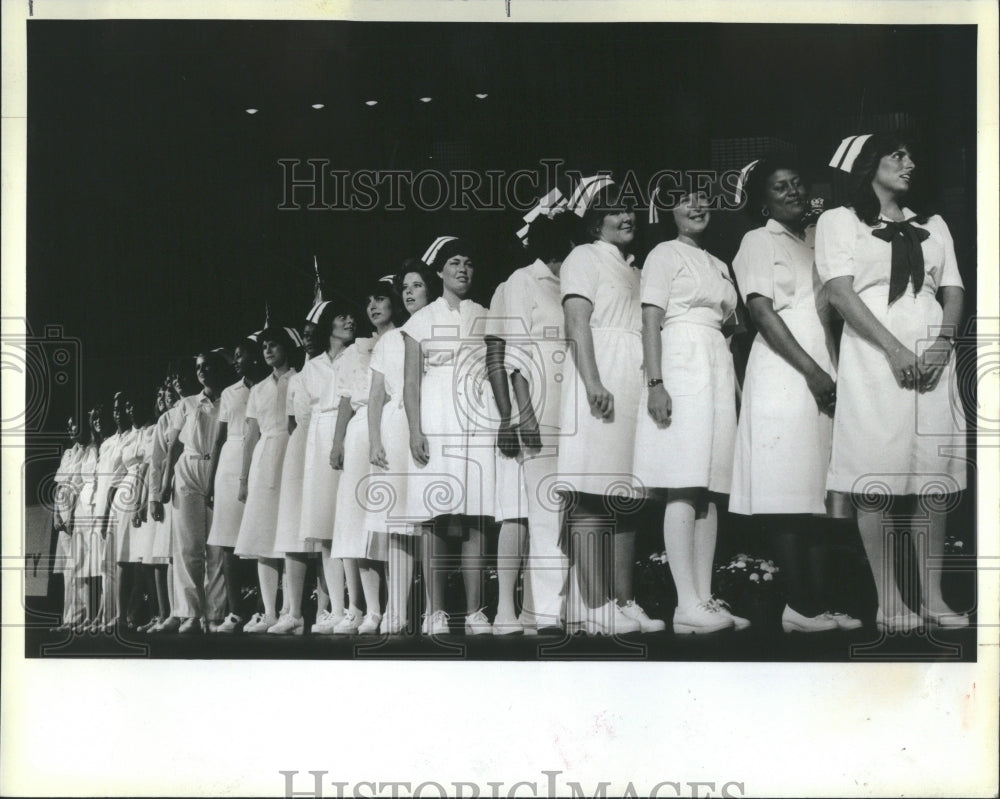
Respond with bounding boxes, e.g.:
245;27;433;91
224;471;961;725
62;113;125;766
559;184;657;636
234;326;300;633
816;132;967;632
110;391;147;630
207;335;265;633
270;302;342;636
94;398;128;631
75;405;105;631
144;382;179;632
484;279;531;635
634;188;739;635
299;307;356;634
403;237;496;635
368;264;436;634
730;160;860;633
51;417;86;631
503;210;579;634
330;280;402;634
129;391;161;630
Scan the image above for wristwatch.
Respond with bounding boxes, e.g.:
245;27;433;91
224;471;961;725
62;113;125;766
647;378;664;388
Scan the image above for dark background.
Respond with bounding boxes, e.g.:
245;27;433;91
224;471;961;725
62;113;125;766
24;21;978;503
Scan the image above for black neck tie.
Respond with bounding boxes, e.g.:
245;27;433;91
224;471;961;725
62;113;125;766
871;220;930;306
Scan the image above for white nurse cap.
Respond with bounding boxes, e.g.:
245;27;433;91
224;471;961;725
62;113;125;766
284;327;304;348
306;301;331;324
830;134;873;173
421;236;458;266
733;159;760;205
567;174;615;217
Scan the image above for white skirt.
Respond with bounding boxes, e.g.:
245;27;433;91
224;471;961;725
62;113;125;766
557;328;643;497
332;412;388;560
273;415;315;554
404;366;496;521
365;399;415;536
495;449;528;521
150;499;173;563
234;431;289;559
730;308;835;515
207;436;246;548
632;321;736;493
300;413;342;543
827;286;966;496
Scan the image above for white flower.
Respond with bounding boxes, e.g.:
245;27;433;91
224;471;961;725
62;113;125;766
736;560;747;569
954;541;964;549
749;573;760;582
762;573;773;582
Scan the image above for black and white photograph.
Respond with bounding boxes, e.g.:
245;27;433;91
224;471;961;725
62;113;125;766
2;1;997;796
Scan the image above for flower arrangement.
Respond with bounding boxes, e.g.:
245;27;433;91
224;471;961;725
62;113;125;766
713;553;786;628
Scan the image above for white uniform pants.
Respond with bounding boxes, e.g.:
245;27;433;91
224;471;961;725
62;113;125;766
170;490;226;621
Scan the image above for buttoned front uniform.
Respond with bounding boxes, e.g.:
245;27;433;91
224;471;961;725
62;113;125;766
207;380;251;548
632;240;738;493
54;443;86;624
273;371;315;554
815;207;966;496
332;337;388;559
234;369;295;558
149;406;182;564
111;426;149;562
169;391;225;620
401;296;496;521
299;352;351;543
558;240;643;497
730;222;836;514
364;329;415;536
75;443;101;579
503;259;571;626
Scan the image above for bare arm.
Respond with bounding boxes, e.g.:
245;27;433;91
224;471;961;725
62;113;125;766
745;295;836;413
486;336;519;457
564;295;613;418
641;303;671;426
238;418;261;503
510;370;541;451
368;371;389;469
403;333;430;465
330;396;354;470
825;276;918;389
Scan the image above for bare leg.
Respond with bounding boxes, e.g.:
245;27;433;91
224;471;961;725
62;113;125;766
692;498;718;604
612;528;635;606
320;543;346;617
461;518;485;614
359;559;383;616
422;523;448;617
257;557;281;618
283;554;309;618
857;507;908;617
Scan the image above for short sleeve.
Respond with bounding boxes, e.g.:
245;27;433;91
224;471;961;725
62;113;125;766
401;302;433;344
218;389;233;424
929;216;964;290
284;377;297;416
815;207;859;283
639;243;683;310
369;334;387;376
503;269;535;337
560;246;600;305
167;402;186;434
732;229;776;301
337;346;361;399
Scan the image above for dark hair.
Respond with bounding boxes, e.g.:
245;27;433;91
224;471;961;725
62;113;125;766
848;132;925;227
234;337;269;382
173;357;200;395
394;259;441;311
527;211;578;264
430;238;475;271
258;325;300;355
579;184;634;243
306;299;354;345
650;177;720;241
196;349;237;389
744;156;807;226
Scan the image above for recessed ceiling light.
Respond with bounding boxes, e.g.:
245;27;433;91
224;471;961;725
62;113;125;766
364;100;379;107
475;93;488;99
311;103;325;110
419;97;433;103
245;108;259;115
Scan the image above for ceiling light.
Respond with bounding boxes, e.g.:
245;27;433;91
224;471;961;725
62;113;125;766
475;93;488;99
245;108;259;115
364;100;378;107
419;97;433;103
311;103;325;110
